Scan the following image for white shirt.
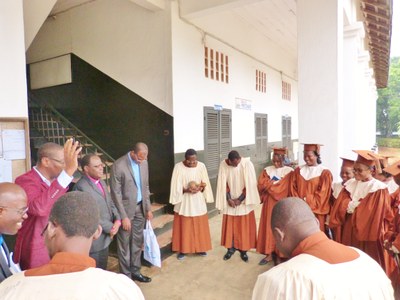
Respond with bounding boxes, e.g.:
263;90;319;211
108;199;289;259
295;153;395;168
0;268;144;300
252;249;394;300
33;167;73;189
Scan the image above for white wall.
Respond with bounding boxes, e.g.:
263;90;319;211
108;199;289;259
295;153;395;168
26;0;173;115
23;0;57;50
171;1;298;153
297;0;343;180
0;0;28;118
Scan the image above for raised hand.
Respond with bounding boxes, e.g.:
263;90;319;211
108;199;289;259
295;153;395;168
64;138;82;177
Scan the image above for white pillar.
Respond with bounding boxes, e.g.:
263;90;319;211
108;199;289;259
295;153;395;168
0;0;28;118
297;0;343;180
342;22;364;157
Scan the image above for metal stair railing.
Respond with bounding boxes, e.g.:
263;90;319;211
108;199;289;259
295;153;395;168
28;95;115;185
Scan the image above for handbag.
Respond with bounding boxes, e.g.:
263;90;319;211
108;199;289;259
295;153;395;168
143;220;162;268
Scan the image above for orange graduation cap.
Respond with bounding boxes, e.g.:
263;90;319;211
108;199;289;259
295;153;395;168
378;154;395;169
353;150;382;172
383;160;400;177
273;147;287;156
340;157;355;168
302;143;323;154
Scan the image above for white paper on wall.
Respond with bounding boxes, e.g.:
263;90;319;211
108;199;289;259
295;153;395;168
2;129;26;160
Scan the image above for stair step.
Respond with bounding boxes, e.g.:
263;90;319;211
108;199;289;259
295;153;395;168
106;228;173;272
151;203;166;218
151;213;174;236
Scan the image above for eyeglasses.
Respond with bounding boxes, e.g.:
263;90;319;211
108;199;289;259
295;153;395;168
47;157;65;165
0;206;28;216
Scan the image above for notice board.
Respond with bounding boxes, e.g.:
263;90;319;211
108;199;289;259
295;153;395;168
0;118;30;182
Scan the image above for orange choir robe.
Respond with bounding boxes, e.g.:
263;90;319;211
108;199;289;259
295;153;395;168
383;188;400;291
289;165;333;231
256;166;293;257
330;178;393;272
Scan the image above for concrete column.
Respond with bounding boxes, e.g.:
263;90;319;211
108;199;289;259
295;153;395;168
0;0;28;118
297;0;343;180
356;53;377;149
342;22;364;157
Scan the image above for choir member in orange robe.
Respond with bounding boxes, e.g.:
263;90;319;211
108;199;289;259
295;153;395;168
329;150;393;271
383;161;400;295
257;148;293;265
289;144;333;232
375;155;399;194
329;157;354;242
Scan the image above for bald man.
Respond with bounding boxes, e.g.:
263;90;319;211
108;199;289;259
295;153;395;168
252;197;394;299
0;182;28;282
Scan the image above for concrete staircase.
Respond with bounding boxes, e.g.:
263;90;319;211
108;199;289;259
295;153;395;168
27;95;175;271
107;202;174;272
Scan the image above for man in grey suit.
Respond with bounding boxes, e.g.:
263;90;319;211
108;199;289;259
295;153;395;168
0;182;28;282
111;142;153;283
74;154;121;270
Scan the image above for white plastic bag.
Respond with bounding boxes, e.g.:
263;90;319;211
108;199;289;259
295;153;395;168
143;220;162;268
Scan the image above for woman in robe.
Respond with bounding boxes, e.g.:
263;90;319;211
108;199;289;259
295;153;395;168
289;144;333;232
257;148;293;265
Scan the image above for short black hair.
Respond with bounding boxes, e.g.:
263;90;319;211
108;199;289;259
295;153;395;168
185;149;197;159
49;191;99;238
228;150;241;161
80;153;98;169
133;142;148;153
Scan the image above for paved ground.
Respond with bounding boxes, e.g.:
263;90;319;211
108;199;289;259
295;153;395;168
137;205;273;300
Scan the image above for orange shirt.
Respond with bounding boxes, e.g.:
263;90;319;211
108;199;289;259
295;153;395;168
25;252;95;276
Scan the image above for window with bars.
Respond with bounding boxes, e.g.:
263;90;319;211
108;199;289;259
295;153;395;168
255;113;268;161
204;107;232;178
204;46;229;84
256;70;266;93
282;81;291;100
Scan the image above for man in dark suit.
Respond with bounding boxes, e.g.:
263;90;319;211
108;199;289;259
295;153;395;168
111;142;153;283
0;182;28;282
74;154;121;269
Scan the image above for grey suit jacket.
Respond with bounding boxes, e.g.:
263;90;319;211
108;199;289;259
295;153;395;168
0;242;12;283
110;154;151;220
73;175;120;252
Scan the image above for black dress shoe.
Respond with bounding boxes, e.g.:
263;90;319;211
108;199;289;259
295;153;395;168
240;251;249;262
223;249;235;260
132;273;152;283
259;255;271;265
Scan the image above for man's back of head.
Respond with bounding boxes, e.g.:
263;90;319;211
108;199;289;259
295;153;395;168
271;197;320;257
45;191;100;258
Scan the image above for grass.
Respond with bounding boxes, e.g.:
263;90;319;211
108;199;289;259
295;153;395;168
377;137;400;148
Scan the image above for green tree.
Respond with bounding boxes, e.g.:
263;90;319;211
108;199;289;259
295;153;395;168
377;57;400;137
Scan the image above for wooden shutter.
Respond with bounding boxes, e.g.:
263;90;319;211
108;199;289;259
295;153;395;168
255;113;268;161
204;107;232;178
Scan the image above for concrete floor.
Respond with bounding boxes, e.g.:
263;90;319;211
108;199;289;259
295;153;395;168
137;205;274;300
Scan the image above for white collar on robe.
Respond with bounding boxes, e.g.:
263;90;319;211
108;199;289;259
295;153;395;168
344;178;387;202
386;178;399;195
265;165;293;179
331;182;343;199
299;164;328;180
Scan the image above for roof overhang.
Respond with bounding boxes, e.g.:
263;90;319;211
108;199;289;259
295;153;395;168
360;0;393;88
